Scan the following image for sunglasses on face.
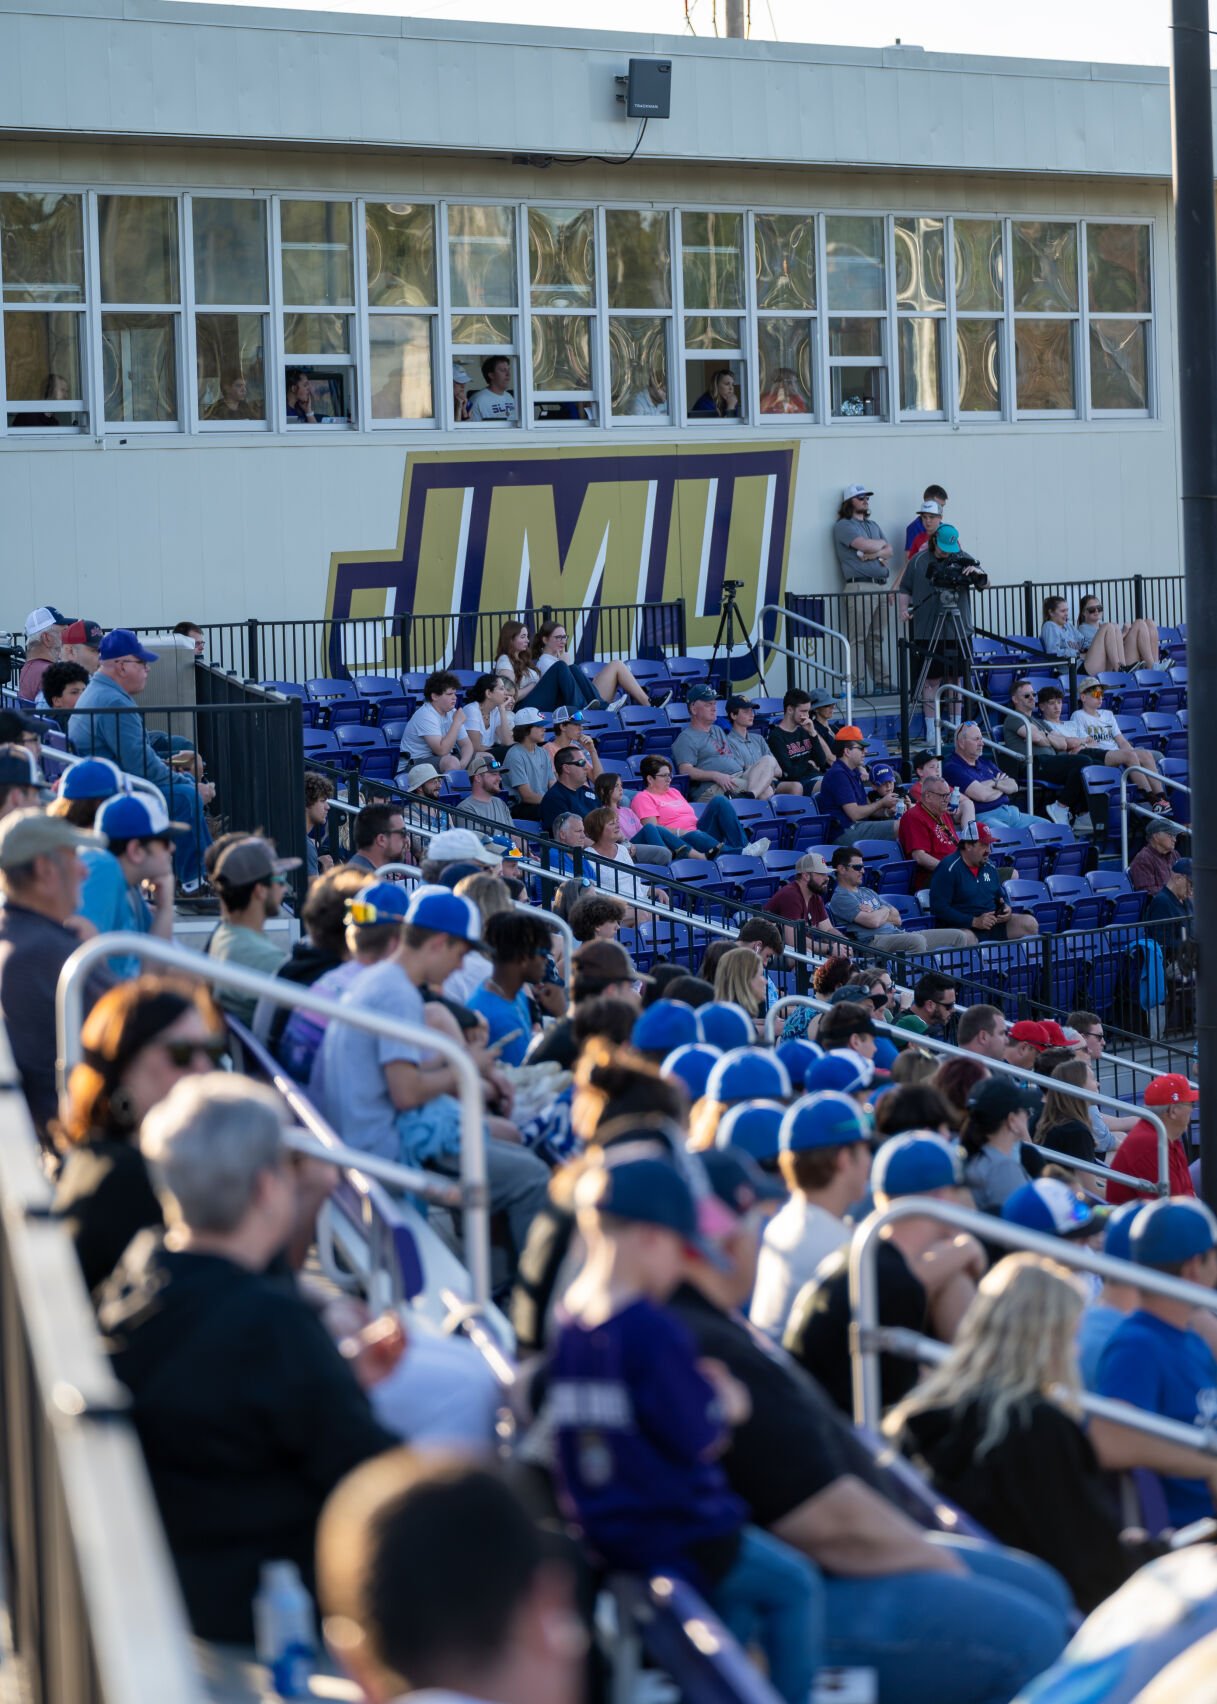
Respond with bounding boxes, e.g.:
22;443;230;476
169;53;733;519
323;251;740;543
162;1037;228;1067
846;863;865;872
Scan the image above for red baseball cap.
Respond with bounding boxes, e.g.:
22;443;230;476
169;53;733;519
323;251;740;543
1009;1020;1050;1051
1039;1021;1070;1048
1144;1073;1200;1107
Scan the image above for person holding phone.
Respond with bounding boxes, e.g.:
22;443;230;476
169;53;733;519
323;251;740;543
928;821;1039;943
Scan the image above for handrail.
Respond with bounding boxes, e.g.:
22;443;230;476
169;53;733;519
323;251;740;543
932;685;1036;816
755;602;853;722
1119;765;1192;867
849;1198;1217;1431
54;934;495;1311
764;993;1170;1196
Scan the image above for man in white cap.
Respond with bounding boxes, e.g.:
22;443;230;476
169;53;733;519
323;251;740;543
502;708;553;819
832;486;890;690
19;606;68;700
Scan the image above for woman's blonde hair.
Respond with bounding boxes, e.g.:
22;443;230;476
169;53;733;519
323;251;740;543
885;1253;1086;1455
714;948;764;1017
1038;1059;1093;1136
454;873;513;929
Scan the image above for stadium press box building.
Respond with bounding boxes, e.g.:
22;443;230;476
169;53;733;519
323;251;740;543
0;1;1190;647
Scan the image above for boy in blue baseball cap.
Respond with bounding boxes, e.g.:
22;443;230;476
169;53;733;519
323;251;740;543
77;791;185;977
749;1091;873;1342
549;1157;821;1703
1096;1197;1217;1528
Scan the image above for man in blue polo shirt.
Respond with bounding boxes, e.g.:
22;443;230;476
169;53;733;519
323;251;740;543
539;746;598;834
942;722;1037;831
1097;1198;1217;1527
928;822;1038;943
817;726;900;845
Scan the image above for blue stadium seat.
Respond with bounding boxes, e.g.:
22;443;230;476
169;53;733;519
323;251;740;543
876;859;916;895
1086;870;1131;897
352;674;400;698
1006;878;1050;908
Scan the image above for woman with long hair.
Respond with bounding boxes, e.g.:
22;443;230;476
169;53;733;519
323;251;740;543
931;1055;988;1129
444;873;513;1004
691;367;742;418
53;976;226;1291
1039;595;1159;675
492;618;655;714
959;1077;1037;1212
1036;1059;1100;1173
888;1255;1169;1612
713;946;768;1025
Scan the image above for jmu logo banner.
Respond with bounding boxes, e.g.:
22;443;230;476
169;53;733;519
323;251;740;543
326;440;799;679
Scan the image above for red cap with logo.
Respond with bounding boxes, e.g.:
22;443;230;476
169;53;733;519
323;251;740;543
1039;1020;1070;1048
1009;1020;1050;1051
1144;1073;1200;1107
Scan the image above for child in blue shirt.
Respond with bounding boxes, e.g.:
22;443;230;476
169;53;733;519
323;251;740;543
548;1157;821;1704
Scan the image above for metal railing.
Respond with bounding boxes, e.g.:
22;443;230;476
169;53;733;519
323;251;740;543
754;602;853;722
55;935;497;1311
849;1198;1217;1432
764;993;1170;1196
1119;765;1192;867
931;685;1037;816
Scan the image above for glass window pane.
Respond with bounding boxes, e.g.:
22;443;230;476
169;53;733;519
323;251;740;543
3;311;81;401
1090;319;1149;410
529;207;595;308
687;362;743;419
755;214;816;311
829;317;883;359
532;314;591;391
1087;224;1151;314
606;209;671;309
953;219;1003;312
197;314;265;421
102;313;178;421
192;199;268;305
681;212;744;312
280;201;354;307
447;204;517;309
285;366;354;424
451;313;514;346
609;316;669;416
1012;221;1078;311
898;319;943;412
758;319;813;414
370;316;433;419
1015;319;1076;410
365;202;437;308
0;192;84;303
895;217;946;311
825;216;884;311
684;315;743;351
831;368;886;419
98;196;179;304
956;320;1002;413
283;313;351;355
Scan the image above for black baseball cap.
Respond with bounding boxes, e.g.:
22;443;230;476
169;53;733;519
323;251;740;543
726;695;755;715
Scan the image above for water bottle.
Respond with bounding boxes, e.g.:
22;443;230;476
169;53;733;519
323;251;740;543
253;1560;316;1699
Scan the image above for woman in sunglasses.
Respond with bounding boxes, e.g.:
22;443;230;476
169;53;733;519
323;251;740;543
1040;595;1161;674
53;976;226;1292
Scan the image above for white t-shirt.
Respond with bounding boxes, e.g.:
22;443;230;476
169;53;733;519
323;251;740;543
400;703;456;761
495;653;540;694
626;388;668;416
749;1195;852;1340
444;950;493;1005
463;700;502;747
1061;707;1122;752
535;653;560;676
468;388;518;422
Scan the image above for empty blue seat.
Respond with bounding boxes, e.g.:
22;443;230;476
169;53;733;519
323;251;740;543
1087;870;1131;896
353;674;400;698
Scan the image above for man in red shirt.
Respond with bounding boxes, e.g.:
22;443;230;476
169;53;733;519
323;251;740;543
1106;1074;1199;1205
764;852;847;948
898;770;960;892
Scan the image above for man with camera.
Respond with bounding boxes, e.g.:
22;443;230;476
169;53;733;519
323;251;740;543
902;515;988;744
832;484;892;692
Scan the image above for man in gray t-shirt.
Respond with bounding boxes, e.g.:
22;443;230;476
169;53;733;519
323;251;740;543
502;715;554;815
672;686;780;802
832;484;892;689
454;753;514;832
321;958;428;1161
827;847;972;954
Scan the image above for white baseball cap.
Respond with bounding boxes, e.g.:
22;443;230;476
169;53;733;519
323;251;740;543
842;484;873;502
917;499;942;516
513;706;548;728
452;364;471;385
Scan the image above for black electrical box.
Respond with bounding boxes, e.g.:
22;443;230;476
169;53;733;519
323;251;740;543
627;58;672;119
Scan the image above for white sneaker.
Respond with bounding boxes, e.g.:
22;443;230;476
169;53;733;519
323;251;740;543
745;837;771;858
1071;812;1094;835
1045;802;1071;826
608;692;629;713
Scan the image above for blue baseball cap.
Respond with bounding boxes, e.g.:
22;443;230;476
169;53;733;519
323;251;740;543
706;1047;792;1106
872;1132;961;1198
781;1090;872;1154
662;1043;722;1102
805;1052;873;1096
403;884;484;946
575;1157;728;1267
61;758;127;801
95;791;187;841
1001;1178;1102;1241
714;1099;786;1164
98;628;159;664
1130;1198;1217;1270
775;1037;824;1089
1103;1200;1145;1265
686;683;719;705
872;1036;900;1075
632;1000;702;1055
869;763;897;785
698;1002;755;1051
347;881;411;926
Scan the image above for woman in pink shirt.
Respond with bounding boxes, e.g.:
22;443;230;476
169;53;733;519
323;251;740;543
628;755;752;854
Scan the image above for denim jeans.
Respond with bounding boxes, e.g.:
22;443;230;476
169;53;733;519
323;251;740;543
633;822;708;860
517;660;598;712
166;773;211;888
696;794;750;850
979;801;1038;832
712;1526;822;1704
821;1533;1072;1704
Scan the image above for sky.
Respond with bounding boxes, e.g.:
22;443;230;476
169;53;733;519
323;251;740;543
184;0;1179;68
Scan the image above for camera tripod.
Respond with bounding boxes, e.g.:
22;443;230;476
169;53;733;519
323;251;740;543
911;592;976;718
708;581;765;692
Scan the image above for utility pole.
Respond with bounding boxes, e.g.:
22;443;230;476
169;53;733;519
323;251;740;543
1170;0;1217;1209
724;0;747;37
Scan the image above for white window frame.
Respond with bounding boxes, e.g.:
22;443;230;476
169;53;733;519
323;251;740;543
0;190;92;440
526;203;599;427
186;191;272;435
1082;218;1155;421
94;189;185;435
600;205;675;431
677;205;748;426
361;198;440;431
276;194;360;433
892;214;948;423
822;212;889;424
751;208;819;427
1008;216;1082;423
444;199;522;430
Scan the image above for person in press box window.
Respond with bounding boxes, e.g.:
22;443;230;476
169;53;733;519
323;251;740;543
467;355;519;423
